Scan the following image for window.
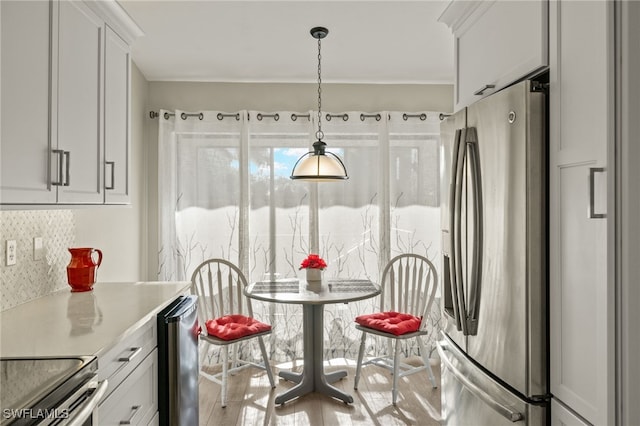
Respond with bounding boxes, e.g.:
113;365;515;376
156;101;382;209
159;110;443;361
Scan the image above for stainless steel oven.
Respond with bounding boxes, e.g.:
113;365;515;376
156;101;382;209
0;356;107;425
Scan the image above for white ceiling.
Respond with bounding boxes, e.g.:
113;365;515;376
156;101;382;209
118;0;455;84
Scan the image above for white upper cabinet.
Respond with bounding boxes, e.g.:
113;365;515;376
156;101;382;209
0;0;142;207
549;1;613;425
0;1;56;204
56;0;104;203
104;26;131;204
439;0;548;111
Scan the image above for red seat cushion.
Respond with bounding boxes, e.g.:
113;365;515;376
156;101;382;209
355;311;422;336
205;314;271;341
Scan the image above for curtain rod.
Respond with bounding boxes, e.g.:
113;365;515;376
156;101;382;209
149;111;446;121
149;111;204;120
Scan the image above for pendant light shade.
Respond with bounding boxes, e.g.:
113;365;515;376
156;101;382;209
290;27;348;182
290;140;348;181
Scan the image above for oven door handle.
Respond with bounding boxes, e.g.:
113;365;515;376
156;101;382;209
65;379;109;426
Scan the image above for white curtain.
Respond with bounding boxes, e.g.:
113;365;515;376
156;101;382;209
158;109;443;362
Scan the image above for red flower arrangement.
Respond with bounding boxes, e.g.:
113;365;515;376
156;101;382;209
299;254;327;270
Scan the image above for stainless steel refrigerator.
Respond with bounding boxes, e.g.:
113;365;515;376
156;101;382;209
438;79;549;425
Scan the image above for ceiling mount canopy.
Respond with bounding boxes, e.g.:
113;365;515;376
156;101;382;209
290;26;348;182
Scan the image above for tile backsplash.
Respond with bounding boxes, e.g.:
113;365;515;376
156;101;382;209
0;210;75;311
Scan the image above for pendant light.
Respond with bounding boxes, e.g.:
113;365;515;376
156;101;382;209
290;27;348;181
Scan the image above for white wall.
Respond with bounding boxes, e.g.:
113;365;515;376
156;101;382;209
74;63;149;282
148;82;453;113
143;80;453;279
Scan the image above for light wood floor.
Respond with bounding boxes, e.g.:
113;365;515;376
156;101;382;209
198;357;442;426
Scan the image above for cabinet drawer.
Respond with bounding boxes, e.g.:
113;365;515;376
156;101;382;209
99;349;159;426
98;317;156;399
147;412;159;426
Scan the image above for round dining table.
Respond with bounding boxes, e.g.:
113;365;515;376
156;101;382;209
245;278;381;405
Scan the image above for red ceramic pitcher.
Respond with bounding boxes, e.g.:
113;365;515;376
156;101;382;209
67;248;103;292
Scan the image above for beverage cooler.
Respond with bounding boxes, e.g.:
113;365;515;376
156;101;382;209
157;295;199;426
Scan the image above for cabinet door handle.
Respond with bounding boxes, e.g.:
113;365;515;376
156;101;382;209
588;167;606;219
119;405;141;425
473;84;495;96
118;346;142;362
52;149;64;186
106;161;115;190
63;151;71;186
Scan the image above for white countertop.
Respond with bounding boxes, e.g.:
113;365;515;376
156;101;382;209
0;281;191;358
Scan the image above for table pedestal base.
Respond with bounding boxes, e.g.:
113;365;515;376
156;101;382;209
275;304;354;405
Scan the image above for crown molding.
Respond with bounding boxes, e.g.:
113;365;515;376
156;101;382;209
84;0;144;44
438;0;495;35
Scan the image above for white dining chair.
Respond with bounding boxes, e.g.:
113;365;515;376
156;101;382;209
191;258;275;408
353;253;439;405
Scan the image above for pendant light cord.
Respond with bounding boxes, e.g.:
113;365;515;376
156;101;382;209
316;37;324;141
289;26;348;181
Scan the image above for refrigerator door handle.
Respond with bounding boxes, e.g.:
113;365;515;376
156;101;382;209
465;127;483;335
438;343;524;423
453;127;469;335
448;129;463;331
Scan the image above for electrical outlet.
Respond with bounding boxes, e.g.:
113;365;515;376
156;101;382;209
6;240;17;266
33;237;44;261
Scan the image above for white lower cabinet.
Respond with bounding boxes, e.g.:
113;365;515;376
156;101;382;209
99;349;158;425
98;318;159;424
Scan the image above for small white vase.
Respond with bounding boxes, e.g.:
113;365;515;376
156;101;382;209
306;268;323;282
